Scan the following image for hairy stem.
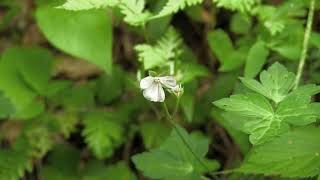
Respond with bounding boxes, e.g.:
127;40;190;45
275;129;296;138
294;0;315;89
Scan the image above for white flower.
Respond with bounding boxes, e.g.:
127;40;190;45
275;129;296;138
140;76;177;102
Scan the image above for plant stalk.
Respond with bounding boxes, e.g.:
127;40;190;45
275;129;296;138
294;0;315;89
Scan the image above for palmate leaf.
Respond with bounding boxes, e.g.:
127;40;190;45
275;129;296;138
132;125;218;180
240;62;295;104
239;126;320;178
154;0;204;18
213;93;273;118
214;62;320;145
135;27;182;69
82;112;124;159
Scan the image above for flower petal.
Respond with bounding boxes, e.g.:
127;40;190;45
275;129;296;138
140;76;154;89
159;76;177;89
143;83;165;102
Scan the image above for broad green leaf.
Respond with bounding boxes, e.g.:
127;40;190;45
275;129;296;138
243;116;289;145
245;41;269;78
211;108;250;154
239;126;320;178
36;3;113;73
230;13;252;34
276;95;319;126
180;81;197;122
83;112;124;159
213;93;273;118
58;0;118;10
0;92;15;118
132;125;215;179
240;62;295;103
154;0;203;18
208;29;245;71
213;93;292;145
208;29;234;65
290;84;320;97
0;47;52;118
140;121;171;149
105;161;137;180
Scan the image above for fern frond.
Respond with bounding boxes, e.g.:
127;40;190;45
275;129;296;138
154;0;204;18
0;138;33;180
58;0;119;10
212;0;256;12
135;27;183;69
119;0;151;26
82;112;124;159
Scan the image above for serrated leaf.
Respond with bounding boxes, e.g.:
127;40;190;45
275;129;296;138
239;126;320;178
119;0;151;26
36;3;113;73
58;0;118;10
154;0;203;18
83;112;124;159
245;41;269;78
0;137;33;180
213;93;273;118
132;125;215;179
240;62;295;103
213;93;293;145
276;95;319;126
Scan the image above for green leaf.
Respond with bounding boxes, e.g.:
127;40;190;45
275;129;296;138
58;0;118;10
132;125;215;179
118;0;151;26
211;109;250;154
83;112;124;159
230;13;252;34
0;47;53;118
207;29;244;71
0;137;33;180
245;41;269;78
135;27;182;69
240;62;295;103
239;126;320;178
213;93;273;118
212;0;256;12
154;0;203;18
96;66;124;104
0;92;15;118
41;145;81;180
36;4;113;73
105;161;137;180
276;95;319;126
213;93;291;145
140;121;171;149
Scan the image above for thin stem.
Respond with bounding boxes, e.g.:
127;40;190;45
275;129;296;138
294;0;315;89
162;102;214;176
172;96;181;118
